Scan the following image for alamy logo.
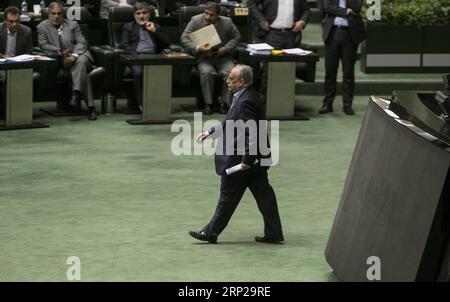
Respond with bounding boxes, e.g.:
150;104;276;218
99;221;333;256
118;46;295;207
366;0;381;21
366;256;381;281
66;0;81;21
66;256;81;281
170;113;279;167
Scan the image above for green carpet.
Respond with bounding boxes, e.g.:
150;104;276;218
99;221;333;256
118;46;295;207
0;96;368;281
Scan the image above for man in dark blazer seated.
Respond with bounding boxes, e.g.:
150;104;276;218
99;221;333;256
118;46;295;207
120;2;170;111
37;1;98;120
318;0;366;115
248;0;311;49
0;6;33;120
189;64;284;244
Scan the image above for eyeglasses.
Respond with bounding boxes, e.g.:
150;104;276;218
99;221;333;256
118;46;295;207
227;76;241;84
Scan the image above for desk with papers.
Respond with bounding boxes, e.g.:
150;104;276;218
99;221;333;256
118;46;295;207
240;47;320;120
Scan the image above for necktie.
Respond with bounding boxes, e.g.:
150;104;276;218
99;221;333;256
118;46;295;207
57;25;64;51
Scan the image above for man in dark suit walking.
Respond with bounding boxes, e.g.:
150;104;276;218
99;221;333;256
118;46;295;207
120;2;170;110
248;0;311;49
0;6;33;120
189;64;284;244
318;0;366;115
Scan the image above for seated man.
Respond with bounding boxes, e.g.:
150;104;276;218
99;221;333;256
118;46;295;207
100;0;135;19
37;1;97;120
181;1;241;115
120;2;170;111
0;6;33;120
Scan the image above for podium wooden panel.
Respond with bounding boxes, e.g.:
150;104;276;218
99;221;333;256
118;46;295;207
325;97;450;281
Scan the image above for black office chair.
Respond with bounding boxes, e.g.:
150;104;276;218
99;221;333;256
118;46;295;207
104;6;153;113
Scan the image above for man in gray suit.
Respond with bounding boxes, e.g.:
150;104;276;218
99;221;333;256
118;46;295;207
181;2;241;115
100;0;136;19
37;1;97;120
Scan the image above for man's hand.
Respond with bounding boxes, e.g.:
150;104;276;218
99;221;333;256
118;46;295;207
145;21;156;33
64;55;77;66
197;43;211;53
196;131;210;143
292;20;305;33
348;9;360;16
260;20;270;31
240;163;251;171
217;47;227;57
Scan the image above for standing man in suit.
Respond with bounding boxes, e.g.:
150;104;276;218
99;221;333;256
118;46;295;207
181;2;241;115
318;0;366;115
0;6;33;120
189;64;284;244
37;1;98;120
120;2;170;111
100;0;136;19
248;0;311;49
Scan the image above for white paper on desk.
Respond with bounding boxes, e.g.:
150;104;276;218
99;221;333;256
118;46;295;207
188;24;221;48
225;159;259;175
6;54;36;62
282;48;312;55
247;43;274;51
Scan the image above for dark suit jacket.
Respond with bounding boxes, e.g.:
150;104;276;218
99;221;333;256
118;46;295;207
119;21;170;54
209;86;272;176
321;0;366;45
0;23;33;56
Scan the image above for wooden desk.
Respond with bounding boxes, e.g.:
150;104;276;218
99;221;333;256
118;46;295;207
120;53;196;124
0;59;55;131
240;50;320;120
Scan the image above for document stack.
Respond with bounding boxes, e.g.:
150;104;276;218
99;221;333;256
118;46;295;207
246;43;274;55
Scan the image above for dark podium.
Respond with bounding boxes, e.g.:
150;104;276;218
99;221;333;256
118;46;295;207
325;91;450;281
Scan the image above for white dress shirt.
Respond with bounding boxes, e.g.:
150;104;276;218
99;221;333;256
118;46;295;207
270;0;295;29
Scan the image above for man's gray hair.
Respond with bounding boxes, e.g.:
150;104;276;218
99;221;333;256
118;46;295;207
234;64;253;87
134;2;151;13
48;1;64;10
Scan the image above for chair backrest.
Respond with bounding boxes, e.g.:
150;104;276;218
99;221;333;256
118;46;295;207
108;6;134;48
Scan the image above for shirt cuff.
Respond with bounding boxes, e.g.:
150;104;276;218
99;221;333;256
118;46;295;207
72;53;79;58
346;9;351;15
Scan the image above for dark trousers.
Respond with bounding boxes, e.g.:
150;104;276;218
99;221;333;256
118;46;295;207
323;27;358;107
257;30;300;96
202;166;283;239
131;65;143;107
0;72;5;120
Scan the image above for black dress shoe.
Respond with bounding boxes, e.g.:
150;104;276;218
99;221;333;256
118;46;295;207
318;104;333;114
255;236;284;243
343;106;355;115
203;104;213;115
88;110;97;121
189;231;217;244
219;103;228;114
69;92;81;107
